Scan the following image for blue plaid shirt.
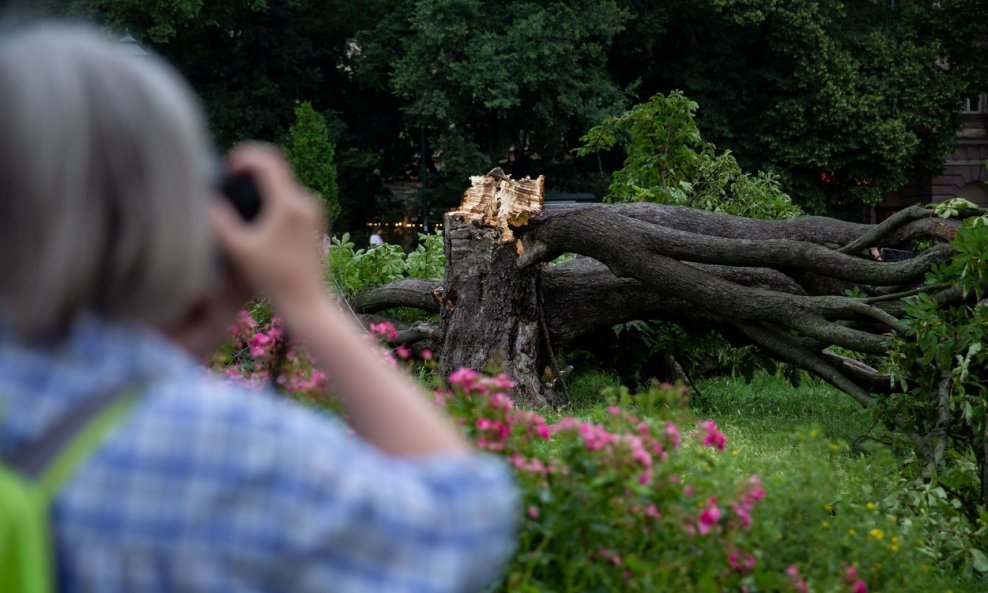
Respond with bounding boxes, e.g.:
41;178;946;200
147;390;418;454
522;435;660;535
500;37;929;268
0;316;518;593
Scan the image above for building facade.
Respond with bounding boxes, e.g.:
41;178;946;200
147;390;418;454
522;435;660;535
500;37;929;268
931;91;988;204
875;91;988;221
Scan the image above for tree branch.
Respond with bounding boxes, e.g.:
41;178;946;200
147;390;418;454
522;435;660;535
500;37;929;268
352;279;441;314
733;321;876;407
521;206;953;286
838;204;931;254
819;351;893;394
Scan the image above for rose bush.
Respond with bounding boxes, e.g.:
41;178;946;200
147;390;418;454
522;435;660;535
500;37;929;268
210;314;972;591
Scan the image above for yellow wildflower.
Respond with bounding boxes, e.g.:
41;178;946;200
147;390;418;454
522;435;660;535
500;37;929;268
869;528;884;540
866;502;876;510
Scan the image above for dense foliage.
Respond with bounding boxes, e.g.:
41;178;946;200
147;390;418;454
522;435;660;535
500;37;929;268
610;0;988;211
356;0;627;202
43;0;988;221
577;91;803;220
887;200;988;526
325;231;444;300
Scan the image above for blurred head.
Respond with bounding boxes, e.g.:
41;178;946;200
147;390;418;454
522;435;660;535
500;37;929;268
0;23;217;339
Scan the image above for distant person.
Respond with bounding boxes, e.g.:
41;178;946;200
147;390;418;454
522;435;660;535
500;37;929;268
0;24;516;592
370;226;385;246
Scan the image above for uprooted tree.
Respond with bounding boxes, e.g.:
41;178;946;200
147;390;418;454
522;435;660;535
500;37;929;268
354;170;988;507
357;169;958;406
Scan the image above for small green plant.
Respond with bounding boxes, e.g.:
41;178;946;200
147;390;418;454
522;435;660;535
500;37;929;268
405;230;445;280
931;197;978;219
324;230;444;301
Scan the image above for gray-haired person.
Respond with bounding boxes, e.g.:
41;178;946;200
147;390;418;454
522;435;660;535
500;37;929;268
0;24;517;592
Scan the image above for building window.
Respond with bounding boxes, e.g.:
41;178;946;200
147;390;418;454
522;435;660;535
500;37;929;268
962;93;986;114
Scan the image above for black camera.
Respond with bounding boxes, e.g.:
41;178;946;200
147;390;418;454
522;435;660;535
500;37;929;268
214;162;262;222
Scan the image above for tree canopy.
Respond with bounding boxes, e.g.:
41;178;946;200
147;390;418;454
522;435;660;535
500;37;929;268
40;0;988;221
611;0;988;211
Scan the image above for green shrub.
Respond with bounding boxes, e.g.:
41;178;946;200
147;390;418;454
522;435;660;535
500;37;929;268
577;91;803;220
287;101;340;222
210;316;978;591
443;375;962;592
883;211;988;574
325;230;444;300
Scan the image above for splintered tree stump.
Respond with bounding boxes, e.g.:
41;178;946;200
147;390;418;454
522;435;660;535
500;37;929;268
437;169;561;406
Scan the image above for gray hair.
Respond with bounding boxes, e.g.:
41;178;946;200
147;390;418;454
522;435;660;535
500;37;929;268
0;24;217;337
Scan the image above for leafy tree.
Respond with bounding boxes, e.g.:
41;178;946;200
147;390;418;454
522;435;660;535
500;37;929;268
45;0;397;229
578;91;802;220
40;0;988;220
357;0;629;208
609;0;988;213
287;102;340;223
888;202;988;518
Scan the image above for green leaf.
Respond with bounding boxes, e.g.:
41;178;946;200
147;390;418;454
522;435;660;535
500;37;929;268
970;548;988;573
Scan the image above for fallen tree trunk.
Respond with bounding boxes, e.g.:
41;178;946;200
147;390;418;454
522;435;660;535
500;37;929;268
355;169;965;407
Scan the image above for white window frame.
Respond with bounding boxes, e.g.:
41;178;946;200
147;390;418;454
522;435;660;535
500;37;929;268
962;92;986;114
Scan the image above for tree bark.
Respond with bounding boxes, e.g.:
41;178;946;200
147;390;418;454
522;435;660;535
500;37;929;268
435;171;561;406
352;279;441;314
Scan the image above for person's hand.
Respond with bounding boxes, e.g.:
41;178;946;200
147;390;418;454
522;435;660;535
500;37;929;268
213;147;470;457
211;143;326;311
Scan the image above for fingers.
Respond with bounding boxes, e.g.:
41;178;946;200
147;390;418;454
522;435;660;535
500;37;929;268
210;199;248;254
212;142;326;305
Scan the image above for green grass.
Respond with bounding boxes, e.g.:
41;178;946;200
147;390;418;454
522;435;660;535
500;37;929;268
691;372;870;440
689;373;892;495
563;369;895;501
566;369;623;410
